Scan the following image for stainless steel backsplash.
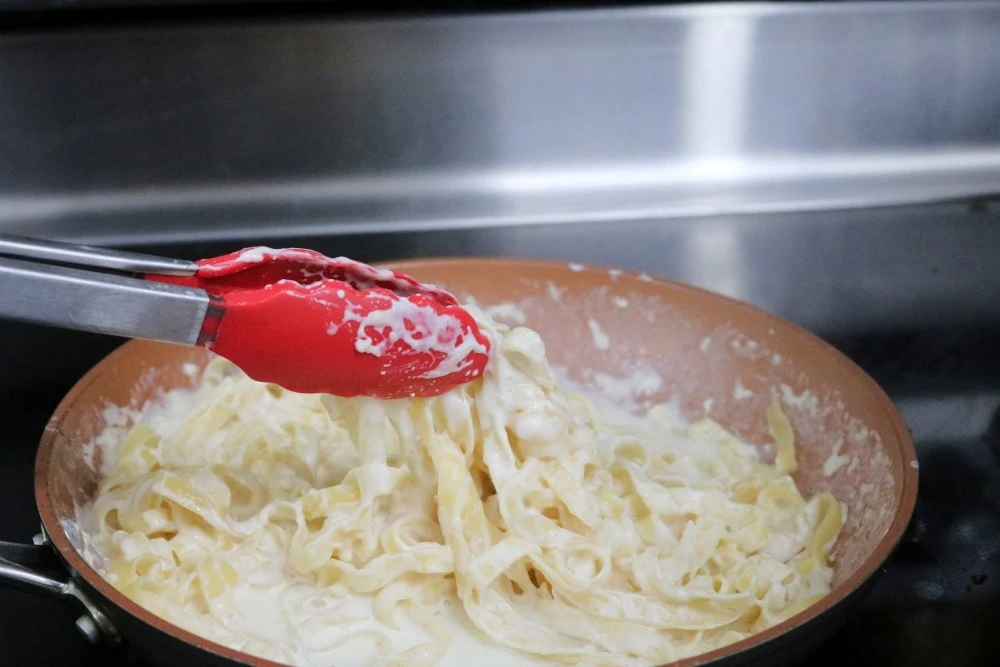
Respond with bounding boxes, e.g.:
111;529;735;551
0;2;998;393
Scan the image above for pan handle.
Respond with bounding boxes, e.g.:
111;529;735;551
0;529;120;644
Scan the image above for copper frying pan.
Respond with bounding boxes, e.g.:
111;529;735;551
0;258;918;667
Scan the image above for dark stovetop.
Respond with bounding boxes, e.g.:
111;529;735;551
1;328;999;667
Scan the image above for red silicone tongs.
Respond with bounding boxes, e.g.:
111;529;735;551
0;236;490;400
151;246;491;399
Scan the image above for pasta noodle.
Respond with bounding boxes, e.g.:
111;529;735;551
81;307;845;666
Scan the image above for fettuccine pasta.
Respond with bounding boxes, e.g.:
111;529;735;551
81;308;845;666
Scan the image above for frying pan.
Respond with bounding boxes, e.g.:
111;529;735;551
0;258;918;667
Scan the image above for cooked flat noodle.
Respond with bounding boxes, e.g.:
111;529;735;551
83;307;845;666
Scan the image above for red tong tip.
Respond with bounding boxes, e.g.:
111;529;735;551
188;246;459;306
153;247;490;400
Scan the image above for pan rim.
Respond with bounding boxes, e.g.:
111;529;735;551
34;256;919;667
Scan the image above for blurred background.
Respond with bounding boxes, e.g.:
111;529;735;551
0;1;998;666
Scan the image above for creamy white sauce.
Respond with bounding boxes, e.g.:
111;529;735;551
332;297;488;380
484;303;527;325
822;438;851;477
234;245;282;264
219;582;550;667
590;367;664;406
733;380;754;401
586;318;610;351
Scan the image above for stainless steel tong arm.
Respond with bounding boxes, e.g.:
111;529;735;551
0;234;210;345
0;234;198;276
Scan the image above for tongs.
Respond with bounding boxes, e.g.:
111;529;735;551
0;235;490;399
